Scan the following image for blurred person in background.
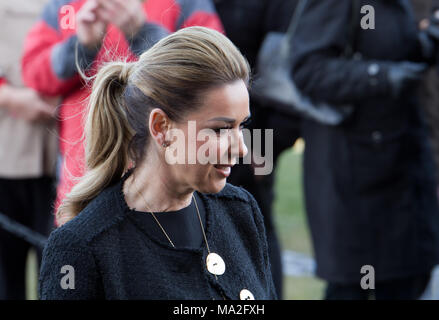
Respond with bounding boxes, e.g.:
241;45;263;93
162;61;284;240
291;0;439;299
0;0;58;300
214;0;300;299
21;0;223;226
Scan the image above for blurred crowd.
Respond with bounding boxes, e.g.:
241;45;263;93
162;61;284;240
1;0;439;300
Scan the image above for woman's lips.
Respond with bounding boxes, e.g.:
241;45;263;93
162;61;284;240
214;164;233;178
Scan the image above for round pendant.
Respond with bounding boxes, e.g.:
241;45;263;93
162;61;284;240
240;289;255;300
206;252;226;275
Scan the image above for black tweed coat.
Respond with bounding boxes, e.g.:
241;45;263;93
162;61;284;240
38;172;277;300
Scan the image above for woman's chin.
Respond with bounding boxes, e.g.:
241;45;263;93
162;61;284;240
199;178;227;194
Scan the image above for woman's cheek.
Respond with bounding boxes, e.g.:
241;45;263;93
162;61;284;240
217;134;231;164
194;133;229;165
193;136;211;165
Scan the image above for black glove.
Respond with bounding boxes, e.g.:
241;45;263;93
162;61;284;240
386;61;427;98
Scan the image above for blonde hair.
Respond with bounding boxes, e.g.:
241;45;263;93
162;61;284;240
57;27;250;225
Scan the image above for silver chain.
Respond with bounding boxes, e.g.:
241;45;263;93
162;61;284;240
133;181;222;293
134;184;209;252
134;185;176;248
192;194;210;254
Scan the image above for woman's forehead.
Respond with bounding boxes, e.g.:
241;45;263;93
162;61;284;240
192;81;250;121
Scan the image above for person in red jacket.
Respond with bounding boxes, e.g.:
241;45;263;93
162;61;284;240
22;0;223;224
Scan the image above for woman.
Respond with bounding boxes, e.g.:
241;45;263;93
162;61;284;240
291;0;439;299
38;27;277;300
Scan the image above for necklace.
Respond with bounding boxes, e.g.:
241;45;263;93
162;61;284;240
133;184;226;277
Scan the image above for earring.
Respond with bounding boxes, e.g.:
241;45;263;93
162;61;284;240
162;141;169;148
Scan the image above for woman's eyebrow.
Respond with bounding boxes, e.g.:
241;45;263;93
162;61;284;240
208;115;251;124
208;117;235;124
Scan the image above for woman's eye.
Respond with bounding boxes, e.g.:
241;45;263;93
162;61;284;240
212;118;251;133
213;127;232;133
240;118;252;129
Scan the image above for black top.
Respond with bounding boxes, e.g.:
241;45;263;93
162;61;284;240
38;173;277;300
128;191;206;250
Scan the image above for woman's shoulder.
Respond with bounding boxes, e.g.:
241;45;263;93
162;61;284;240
48;181;127;249
202;183;262;222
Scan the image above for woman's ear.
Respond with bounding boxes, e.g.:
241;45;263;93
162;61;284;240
148;108;171;147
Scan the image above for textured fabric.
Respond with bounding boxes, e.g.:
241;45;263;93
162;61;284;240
38;175;277;300
0;0;58;178
21;0;223;216
291;0;439;283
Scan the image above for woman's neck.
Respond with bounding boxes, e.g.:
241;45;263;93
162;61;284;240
123;160;194;213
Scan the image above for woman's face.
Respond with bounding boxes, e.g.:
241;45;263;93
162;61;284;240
165;80;250;194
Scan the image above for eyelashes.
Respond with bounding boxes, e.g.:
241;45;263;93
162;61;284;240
212;118;252;133
213;127;230;133
240;117;252;128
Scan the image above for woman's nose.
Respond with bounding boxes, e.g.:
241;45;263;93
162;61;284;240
230;128;248;159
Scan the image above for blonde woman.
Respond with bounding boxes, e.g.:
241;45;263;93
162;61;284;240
39;27;277;300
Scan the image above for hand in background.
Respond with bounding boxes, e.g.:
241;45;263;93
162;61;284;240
96;0;146;39
0;85;57;124
76;0;108;49
386;61;428;98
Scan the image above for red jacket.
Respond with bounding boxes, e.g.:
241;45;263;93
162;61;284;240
22;0;223;216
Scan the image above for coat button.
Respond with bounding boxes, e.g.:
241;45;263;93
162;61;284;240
371;131;382;144
368;63;380;76
206;253;226;275
240;289;255;300
367;63;380;86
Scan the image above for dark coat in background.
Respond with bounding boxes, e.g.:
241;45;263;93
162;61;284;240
214;0;296;70
291;0;439;283
411;0;439;185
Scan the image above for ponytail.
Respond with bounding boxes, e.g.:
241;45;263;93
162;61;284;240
56;62;135;225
